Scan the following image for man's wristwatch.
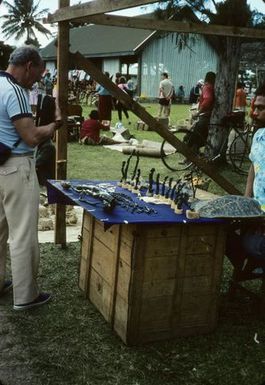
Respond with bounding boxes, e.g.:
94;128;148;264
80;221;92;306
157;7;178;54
54;120;63;130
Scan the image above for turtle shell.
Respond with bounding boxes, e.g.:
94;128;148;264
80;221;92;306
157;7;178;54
191;195;264;218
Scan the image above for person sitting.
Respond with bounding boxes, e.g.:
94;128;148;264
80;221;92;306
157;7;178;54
80;110;122;145
184;72;216;154
226;83;265;271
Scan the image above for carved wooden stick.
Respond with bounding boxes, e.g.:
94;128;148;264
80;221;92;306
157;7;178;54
147;168;155;196
155;173;160;195
161;176;168;197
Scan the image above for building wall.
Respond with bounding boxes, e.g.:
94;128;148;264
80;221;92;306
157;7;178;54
140;33;218;99
103;58;120;79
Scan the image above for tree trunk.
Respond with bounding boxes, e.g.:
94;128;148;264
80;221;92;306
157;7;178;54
205;37;241;160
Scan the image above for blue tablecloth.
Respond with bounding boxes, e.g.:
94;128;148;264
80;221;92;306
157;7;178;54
47;179;222;226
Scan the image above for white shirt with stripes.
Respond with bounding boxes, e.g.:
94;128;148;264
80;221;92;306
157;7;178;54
0;71;34;154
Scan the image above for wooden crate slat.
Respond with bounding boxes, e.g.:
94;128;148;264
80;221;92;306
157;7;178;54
89;267;113;322
91;237;116;284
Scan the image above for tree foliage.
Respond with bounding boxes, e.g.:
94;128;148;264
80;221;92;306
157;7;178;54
155;0;265;157
1;0;51;46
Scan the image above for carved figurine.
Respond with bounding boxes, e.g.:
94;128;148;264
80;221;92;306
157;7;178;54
132;169;141;194
147;168;155;197
170;183;177;209
131;153;139;183
118;160;126;187
165;177;173;200
154;173;160;197
161;176;168;200
123;153;133;189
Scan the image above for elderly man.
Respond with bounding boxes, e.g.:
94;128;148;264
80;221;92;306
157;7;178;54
226;83;265;268
0;46;62;310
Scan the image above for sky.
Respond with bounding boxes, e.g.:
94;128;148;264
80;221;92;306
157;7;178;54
0;0;265;48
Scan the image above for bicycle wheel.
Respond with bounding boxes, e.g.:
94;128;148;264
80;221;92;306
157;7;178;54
228;131;251;175
160;139;192;172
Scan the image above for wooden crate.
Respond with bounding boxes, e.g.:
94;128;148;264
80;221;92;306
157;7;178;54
79;211;226;345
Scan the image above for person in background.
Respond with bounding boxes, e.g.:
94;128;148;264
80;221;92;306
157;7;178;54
115;72;121;85
226;83;265;269
112;72;122;109
44;72;53;96
96;72;112;128
184;71;216;154
249;95;256;122
116;76;131;125
52;77;58;98
35;94;57;187
80;110;121;145
233;82;247;113
0;45;62;310
189;79;204;104
126;76;135;98
29;81;39;116
37;77;45;96
158;72;174;118
177;85;185;104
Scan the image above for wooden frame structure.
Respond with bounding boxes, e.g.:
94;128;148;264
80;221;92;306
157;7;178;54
47;0;265;244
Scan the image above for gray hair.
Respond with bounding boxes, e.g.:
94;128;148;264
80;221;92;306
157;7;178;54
9;45;43;67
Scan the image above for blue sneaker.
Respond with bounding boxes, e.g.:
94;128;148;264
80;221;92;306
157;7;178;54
13;292;52;311
0;280;13;296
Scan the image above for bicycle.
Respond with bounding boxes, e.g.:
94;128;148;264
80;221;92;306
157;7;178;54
225;113;255;175
160;112;254;175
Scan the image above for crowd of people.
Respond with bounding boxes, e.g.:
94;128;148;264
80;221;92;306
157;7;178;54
79;71;136;145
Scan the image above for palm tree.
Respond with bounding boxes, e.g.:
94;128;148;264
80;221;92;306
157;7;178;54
1;0;52;47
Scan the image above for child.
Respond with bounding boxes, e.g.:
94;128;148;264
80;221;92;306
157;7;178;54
80;110;122;145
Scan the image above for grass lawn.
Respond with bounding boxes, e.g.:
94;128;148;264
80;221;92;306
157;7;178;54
68;102;248;195
1;244;265;385
0;102;257;385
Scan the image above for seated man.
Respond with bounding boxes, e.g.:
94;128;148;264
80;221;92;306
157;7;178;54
184;72;216;154
226;83;265;269
80;110;122;145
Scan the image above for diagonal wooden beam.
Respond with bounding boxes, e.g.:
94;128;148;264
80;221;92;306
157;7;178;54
78;14;265;40
46;0;158;23
70;51;242;195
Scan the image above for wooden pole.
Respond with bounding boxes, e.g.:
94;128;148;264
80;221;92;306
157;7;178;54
71;51;241;195
54;0;69;246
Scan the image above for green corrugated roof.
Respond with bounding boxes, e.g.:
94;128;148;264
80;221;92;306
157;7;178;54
41;24;153;59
